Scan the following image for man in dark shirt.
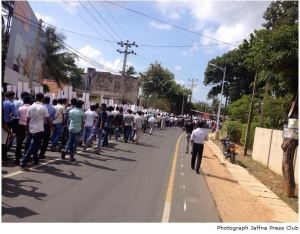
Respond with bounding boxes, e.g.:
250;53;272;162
184;118;194;154
86;103;107;154
114;107;123;141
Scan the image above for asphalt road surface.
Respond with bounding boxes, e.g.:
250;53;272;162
2;127;220;222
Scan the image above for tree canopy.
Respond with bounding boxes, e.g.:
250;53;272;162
140;62;191;114
44;27;83;87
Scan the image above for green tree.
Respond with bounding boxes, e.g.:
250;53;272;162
246;1;298;197
44;27;83;86
125;65;137;76
204;48;254;102
140;62;192;114
262;1;298;30
228;95;254;123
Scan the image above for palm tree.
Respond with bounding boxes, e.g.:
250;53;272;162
44;27;83;86
125;65;137;76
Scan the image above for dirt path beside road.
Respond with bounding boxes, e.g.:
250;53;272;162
201;146;275;222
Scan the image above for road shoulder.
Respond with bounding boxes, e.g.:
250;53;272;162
203;140;298;222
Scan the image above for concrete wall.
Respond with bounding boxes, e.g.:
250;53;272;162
252;127;298;184
252;128;273;166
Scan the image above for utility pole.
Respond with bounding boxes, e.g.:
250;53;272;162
188;78;198;102
181;94;185;115
117;40;138;104
244;73;258;156
29;19;43;94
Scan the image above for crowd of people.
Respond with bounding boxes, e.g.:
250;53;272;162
2;90;215;173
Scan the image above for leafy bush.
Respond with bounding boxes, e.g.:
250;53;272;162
223;121;243;143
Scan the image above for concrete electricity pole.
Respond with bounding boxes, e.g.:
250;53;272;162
117;40;138;103
29;19;43;94
188;78;198;102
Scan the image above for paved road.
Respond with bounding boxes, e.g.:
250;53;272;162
2;127;219;222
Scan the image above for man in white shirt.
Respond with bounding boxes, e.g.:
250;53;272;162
83;105;98;145
20;93;50;169
148;115;156;135
51;98;65;151
190;121;208;174
134;111;143;143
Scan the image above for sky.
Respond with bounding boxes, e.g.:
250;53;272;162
28;0;271;103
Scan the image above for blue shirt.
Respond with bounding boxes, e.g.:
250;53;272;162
68;108;84;133
45;104;56;122
3;99;18;124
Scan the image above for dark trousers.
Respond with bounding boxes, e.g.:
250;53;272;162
191;143;204;172
2;144;8;161
21;132;43;166
124;125;132;142
15;124;27;163
39;125;51;158
102;127;111;147
60;126;69;150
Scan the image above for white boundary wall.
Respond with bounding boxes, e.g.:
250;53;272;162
252;127;298;184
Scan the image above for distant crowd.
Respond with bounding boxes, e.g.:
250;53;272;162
2;91;219;171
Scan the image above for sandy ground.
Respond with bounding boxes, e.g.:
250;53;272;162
201;146;275;222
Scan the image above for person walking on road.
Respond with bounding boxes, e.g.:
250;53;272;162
160;114;166;130
51;98;65;151
38;96;56;159
134;111;143;144
148;115;156;135
86;103;107;154
20;93;50;169
83;105;97;145
14;95;31;165
184;118;194;154
61;100;84;161
123;109;134;143
114;107;123;141
190;121;208;174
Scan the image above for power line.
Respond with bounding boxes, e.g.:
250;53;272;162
139;42;241;48
105;1;239;47
75;11;119;52
88;1;123;41
13;11;117;44
79;1;118;42
11;15;121;74
101;1;129;40
13;11;240;49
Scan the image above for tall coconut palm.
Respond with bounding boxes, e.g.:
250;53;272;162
125;65;137;76
44;26;83;86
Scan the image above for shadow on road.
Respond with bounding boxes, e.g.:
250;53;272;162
200;171;238;183
135;142;159;148
100;154;137;162
2;202;39;219
31;164;82;180
2;177;47;200
82;160;117;171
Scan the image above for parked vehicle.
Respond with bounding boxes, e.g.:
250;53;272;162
221;137;237;163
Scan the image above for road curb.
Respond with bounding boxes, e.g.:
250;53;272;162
205;139;298;223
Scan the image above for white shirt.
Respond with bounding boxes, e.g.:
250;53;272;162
134;115;143;129
27;102;49;133
84;110;97;127
53;104;65;124
191;128;208;144
148;116;156;123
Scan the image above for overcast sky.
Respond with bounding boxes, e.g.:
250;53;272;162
29;0;271;103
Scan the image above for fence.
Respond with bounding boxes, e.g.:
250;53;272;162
252;127;298;184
